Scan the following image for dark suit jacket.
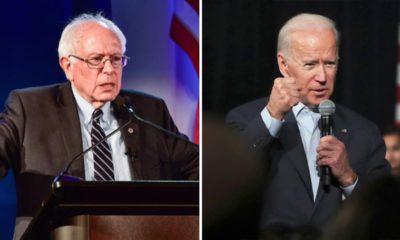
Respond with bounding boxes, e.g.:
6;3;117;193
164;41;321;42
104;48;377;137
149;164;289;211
0;82;198;217
226;97;389;229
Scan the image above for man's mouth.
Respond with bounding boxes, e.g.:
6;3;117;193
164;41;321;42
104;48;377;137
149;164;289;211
313;88;328;95
98;83;115;90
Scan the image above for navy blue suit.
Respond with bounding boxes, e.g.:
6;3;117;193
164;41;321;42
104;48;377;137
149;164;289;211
226;97;390;229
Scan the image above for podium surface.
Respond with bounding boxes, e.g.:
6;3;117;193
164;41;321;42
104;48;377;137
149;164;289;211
21;180;199;240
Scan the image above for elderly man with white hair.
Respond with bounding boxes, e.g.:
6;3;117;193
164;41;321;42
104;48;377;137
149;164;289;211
0;13;198;239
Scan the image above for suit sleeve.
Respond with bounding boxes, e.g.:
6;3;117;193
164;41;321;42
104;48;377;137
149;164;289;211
0;91;24;178
356;124;391;187
225;108;275;154
159;100;199;180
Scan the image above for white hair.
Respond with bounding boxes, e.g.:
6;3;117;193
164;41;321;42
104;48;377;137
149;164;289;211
58;13;126;59
277;13;339;56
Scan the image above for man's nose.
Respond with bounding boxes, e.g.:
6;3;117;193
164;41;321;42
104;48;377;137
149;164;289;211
102;58;115;74
315;64;327;83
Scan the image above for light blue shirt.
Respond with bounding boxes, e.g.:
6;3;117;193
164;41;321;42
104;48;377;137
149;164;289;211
261;103;357;200
71;86;132;181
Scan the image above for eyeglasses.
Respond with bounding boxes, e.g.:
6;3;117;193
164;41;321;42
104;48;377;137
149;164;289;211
69;54;130;69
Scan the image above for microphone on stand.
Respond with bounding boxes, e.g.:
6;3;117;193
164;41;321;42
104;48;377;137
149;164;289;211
53;97;132;183
121;96;199;149
54;95;198;183
318;99;336;189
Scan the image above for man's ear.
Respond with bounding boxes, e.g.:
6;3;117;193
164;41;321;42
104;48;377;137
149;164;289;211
277;52;290;77
59;57;73;81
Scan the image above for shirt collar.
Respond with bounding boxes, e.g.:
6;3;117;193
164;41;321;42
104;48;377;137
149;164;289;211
293;102;306;118
71;84;112;126
293;102;320;118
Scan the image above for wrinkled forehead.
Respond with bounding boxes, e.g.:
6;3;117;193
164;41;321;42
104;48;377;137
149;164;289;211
289;30;338;57
291;29;336;46
73;22;122;53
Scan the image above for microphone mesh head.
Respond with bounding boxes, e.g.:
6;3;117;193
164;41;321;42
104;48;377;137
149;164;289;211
318;99;335;115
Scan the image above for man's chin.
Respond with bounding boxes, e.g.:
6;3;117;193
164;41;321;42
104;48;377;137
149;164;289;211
311;96;331;106
95;93;118;103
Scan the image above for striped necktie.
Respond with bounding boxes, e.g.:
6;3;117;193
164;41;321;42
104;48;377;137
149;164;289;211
91;109;114;181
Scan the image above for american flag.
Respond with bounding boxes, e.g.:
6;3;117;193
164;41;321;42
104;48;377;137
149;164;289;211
170;0;199;143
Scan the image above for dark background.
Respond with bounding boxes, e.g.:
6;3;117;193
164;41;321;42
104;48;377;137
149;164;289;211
203;0;400;130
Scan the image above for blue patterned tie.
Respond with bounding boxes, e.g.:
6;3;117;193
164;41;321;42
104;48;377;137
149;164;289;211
91;109;114;181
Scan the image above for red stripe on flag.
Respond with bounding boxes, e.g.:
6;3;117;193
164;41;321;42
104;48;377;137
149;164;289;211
170;15;199;75
185;0;199;14
170;1;199;142
397;85;400;103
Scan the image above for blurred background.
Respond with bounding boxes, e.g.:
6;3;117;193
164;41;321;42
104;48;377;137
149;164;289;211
0;1;199;239
203;0;400;127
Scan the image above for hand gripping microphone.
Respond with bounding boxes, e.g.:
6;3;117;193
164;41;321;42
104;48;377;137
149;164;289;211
318;99;335;189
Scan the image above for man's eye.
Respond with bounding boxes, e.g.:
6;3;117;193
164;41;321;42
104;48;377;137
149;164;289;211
325;62;337;66
304;63;316;67
90;56;103;62
112;56;122;62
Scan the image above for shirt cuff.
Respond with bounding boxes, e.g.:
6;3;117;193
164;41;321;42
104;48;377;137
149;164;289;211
260;107;284;137
341;176;359;196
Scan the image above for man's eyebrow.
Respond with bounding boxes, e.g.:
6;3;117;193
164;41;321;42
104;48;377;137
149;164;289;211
303;59;318;64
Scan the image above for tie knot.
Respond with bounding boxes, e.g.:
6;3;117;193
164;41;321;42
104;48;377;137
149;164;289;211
93;109;103;122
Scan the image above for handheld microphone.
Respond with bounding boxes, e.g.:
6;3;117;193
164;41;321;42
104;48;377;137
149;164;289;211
318;99;335;189
53;99;132;183
121;96;199;149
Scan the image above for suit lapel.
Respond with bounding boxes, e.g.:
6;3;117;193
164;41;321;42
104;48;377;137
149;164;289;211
112;96;142;179
281;109;349;205
55;87;144;179
55;83;84;177
332;114;350;146
280;111;314;201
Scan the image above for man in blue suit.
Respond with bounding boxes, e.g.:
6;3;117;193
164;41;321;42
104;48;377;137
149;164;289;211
226;13;389;231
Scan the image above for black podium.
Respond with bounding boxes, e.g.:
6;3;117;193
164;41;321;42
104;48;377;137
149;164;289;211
21;180;199;240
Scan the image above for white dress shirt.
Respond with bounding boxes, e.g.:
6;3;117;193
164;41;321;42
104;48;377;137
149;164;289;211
261;102;357;200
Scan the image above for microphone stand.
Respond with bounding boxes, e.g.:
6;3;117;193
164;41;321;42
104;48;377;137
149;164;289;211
53;118;133;183
122;97;199;150
54;96;199;183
